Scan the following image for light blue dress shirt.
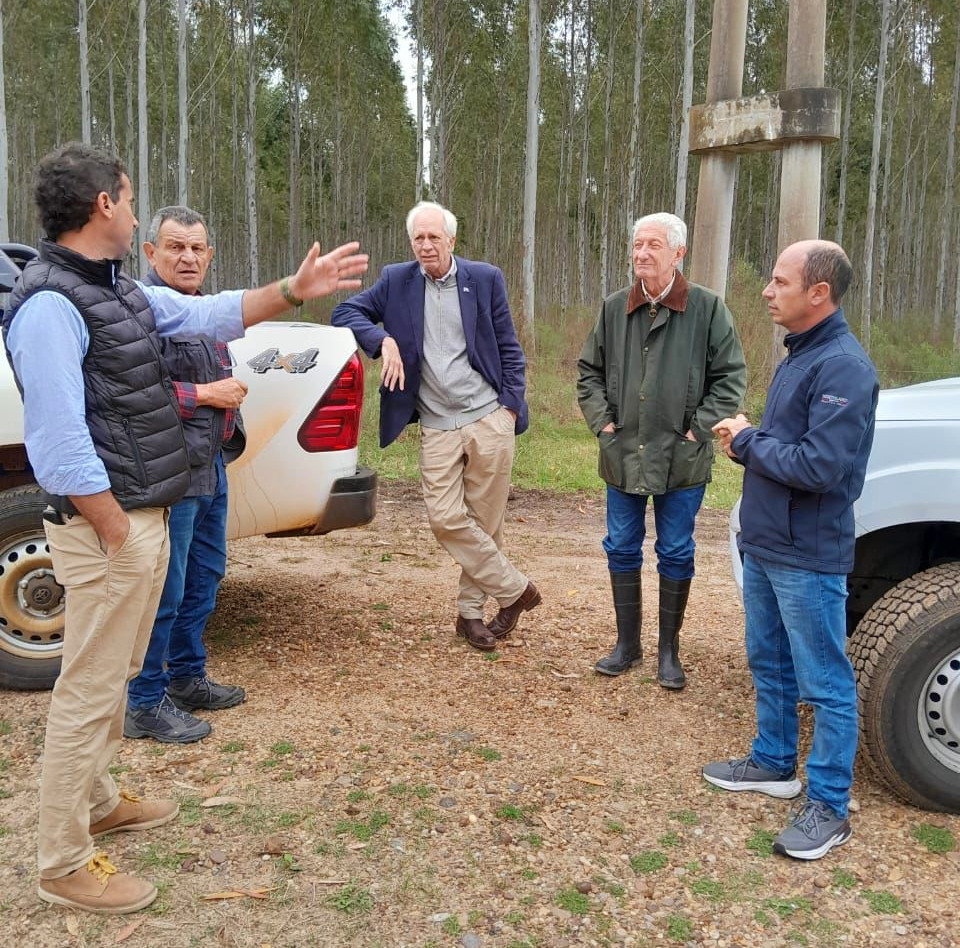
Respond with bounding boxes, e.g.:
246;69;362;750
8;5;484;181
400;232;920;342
6;283;245;498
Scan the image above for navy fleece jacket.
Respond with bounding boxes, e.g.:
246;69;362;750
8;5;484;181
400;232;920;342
734;309;879;574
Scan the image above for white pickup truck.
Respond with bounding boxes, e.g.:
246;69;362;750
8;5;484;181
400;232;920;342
0;243;376;691
730;376;960;813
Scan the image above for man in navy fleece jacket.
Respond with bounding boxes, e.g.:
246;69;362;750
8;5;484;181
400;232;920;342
702;240;878;862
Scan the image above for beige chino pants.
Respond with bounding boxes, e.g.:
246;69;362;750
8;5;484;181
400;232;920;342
37;507;169;878
419;407;528;619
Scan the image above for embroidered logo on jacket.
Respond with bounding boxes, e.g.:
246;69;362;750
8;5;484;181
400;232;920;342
821;394;849;407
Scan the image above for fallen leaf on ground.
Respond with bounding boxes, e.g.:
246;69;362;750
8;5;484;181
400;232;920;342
202;780;227;798
201;796;246;807
548;668;580;679
201;887;273;901
115;918;145;943
571;775;606;787
66;915;80;937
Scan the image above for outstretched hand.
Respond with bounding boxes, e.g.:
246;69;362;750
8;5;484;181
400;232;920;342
289;241;369;301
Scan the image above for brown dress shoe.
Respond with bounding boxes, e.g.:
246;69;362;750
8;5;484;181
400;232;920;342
38;852;157;915
90;790;179;837
487;581;542;638
456;616;497;651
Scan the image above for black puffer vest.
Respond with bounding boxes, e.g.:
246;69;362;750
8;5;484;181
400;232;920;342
2;240;190;511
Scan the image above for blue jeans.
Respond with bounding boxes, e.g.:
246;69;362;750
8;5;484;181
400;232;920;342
602;484;705;579
128;455;229;708
743;553;857;817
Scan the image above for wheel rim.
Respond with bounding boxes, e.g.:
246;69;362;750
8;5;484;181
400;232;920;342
0;529;65;658
918;645;960;773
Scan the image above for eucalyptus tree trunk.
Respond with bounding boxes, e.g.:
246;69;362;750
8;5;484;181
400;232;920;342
674;0;695;224
0;0;7;242
861;0;891;350
415;0;424;201
137;0;149;276
79;0;91;144
598;0;616;299
107;57;116;149
877;28;899;320
576;0;593;305
177;0;188;204
625;0;645;285
934;18;960;335
522;0;541;345
245;0;259;285
288;1;302;272
835;0;857;246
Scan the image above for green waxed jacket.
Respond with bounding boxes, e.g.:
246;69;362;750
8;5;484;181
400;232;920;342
576;274;747;496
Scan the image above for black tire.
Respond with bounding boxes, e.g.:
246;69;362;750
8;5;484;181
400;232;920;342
849;562;960;813
0;486;63;690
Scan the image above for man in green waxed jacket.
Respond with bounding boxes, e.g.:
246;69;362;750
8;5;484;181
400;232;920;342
577;212;746;689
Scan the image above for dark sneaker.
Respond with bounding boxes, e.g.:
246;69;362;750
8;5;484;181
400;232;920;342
773;799;852;860
124;694;211;743
166;675;245;712
702;753;803;799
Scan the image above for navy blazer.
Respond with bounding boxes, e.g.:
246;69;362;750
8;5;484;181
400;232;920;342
331;256;528;448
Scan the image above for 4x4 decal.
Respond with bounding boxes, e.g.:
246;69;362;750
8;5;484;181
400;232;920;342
247;347;319;374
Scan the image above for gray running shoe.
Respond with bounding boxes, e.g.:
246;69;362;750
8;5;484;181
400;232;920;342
702;753;803;799
773;799;852;860
124;694;211;743
167;675;245;712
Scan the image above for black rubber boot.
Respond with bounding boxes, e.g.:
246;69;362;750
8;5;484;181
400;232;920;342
658;576;691;690
595;571;642;676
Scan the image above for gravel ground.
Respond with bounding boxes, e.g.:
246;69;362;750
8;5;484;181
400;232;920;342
1;480;958;948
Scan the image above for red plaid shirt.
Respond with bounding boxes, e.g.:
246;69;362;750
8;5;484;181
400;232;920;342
171;340;236;444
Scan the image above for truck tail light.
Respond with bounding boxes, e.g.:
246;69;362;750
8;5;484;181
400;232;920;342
297;353;364;452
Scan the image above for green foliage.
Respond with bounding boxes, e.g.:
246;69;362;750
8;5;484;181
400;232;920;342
270;741;295;756
328;881;374;915
440;915;461;936
669;809;699;826
658;830;681;848
554;887;591;915
629;850;668;874
474;746;502;762
689;878;725;901
831;868;857;890
745;828;777;857
762;896;812;920
221;741;244;753
665;914;694;942
862;890;903;915
495;804;525;821
335;809;390;841
910;823;956;854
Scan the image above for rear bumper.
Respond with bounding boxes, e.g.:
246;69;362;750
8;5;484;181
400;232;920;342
266;466;377;537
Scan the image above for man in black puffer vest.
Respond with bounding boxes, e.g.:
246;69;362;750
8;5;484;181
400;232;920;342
125;206;249;744
1;142;367;916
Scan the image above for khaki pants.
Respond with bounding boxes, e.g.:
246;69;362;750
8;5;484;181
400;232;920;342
419;408;527;618
38;508;169;878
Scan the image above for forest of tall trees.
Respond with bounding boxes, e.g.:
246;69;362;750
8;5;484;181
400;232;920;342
0;1;958;348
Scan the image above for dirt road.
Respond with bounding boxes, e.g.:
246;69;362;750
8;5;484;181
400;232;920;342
1;481;958;947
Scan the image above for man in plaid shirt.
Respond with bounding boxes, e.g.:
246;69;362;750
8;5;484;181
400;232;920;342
125;206;248;743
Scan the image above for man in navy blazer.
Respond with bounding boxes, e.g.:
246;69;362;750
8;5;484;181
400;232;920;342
332;201;540;650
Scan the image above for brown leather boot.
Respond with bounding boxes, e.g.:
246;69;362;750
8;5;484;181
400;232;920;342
38;852;157;915
456;616;497;651
90;790;179;837
486;581;542;638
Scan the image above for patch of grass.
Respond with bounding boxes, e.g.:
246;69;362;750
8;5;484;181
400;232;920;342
629;850;667;874
762;897;812;920
554;887;590;915
526;833;543;847
328;881;374;915
0;826;10;838
496;804;526;821
388;782;435;800
658;830;681;848
178;795;202;827
519;868;537;881
482;651;501;661
665;914;694;942
474;746;502;762
0;720;11;736
221;740;244;753
689;877;725;901
503;909;526;925
862;890;903;915
371;602;390;612
276;810;307;828
911;822;956;854
334;809;390;841
278;852;303;873
357;744;372;752
346;789;370;804
137;843;185;873
831;868;857;890
605;820;624;834
270;741;295;756
0;788;11;800
669;808;699;826
441;915;461;936
107;764;129;776
745;828;777;857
